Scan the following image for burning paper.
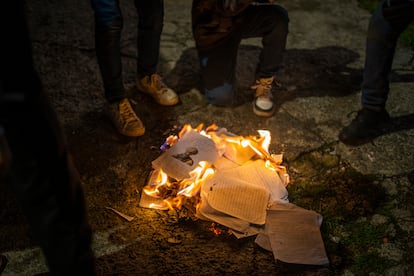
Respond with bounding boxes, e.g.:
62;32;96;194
140;124;288;214
139;124;328;266
152;129;219;180
201;172;270;225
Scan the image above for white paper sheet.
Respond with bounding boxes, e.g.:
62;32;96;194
152;130;220;180
202;173;269;225
218;159;289;205
255;203;329;265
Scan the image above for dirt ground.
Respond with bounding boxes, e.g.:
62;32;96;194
1;0;413;275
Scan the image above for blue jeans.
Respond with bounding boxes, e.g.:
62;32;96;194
91;0;164;102
362;0;414;111
195;5;289;106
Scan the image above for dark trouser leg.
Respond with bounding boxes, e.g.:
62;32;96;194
135;0;164;78
241;5;289;78
196;5;289;106
198;40;240;106
5;93;95;276
1;1;95;273
91;0;125;103
362;0;414;111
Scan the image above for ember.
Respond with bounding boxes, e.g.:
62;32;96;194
208;223;232;236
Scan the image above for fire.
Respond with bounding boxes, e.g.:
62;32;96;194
177;161;215;197
208;223;232;236
139;125;329;264
143;161;215;210
142;124;288;213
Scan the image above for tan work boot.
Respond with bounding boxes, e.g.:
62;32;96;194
107;98;145;137
251;76;275;117
136;73;179;106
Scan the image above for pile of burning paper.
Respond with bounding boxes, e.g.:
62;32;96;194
139;124;329;266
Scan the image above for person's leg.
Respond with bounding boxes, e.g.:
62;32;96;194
362;0;414;111
6;92;96;275
194;4;289;109
91;0;146;137
91;0;125;103
240;5;289;78
134;0;179;106
134;0;164;77
1;1;95;273
239;4;289;116
339;0;414;145
197;39;240;106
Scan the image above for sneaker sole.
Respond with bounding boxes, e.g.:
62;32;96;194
158;97;179;106
253;102;274;117
121;127;145;137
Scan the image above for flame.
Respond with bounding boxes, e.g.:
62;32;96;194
221;129;285;169
143;124;289;212
144;161;215;210
143;169;169;198
178;162;215;197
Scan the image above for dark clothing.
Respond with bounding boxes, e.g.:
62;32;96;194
192;0;253;51
361;0;414;111
91;0;164;103
0;1;95;275
192;1;289;106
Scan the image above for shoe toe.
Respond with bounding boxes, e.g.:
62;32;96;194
253;99;274;117
125;125;145;137
160;88;179;106
255;97;273;111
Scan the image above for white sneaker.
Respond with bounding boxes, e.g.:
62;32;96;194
136;74;179;106
252;76;275;117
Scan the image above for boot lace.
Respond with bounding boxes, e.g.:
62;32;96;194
251;77;274;98
119;99;137;125
151;74;169;93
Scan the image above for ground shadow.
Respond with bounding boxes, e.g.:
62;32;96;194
164;44;414;141
379;112;414;140
163;45;364;105
342;111;414;146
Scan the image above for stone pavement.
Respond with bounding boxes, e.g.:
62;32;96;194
1;0;413;275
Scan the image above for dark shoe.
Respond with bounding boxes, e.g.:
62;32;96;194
107;98;145;137
252;76;275;117
339;108;390;146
